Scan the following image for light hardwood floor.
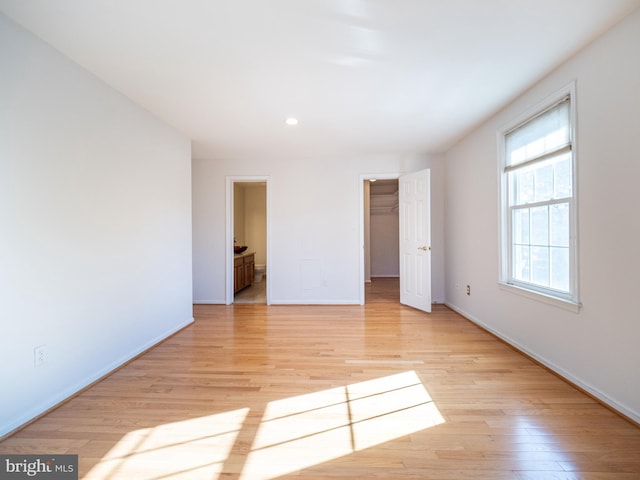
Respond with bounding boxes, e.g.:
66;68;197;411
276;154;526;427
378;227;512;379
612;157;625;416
2;278;639;479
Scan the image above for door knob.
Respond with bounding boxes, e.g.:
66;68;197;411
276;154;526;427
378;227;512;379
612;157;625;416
418;246;431;251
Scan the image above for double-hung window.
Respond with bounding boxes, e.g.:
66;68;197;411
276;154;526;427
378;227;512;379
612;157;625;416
499;84;579;308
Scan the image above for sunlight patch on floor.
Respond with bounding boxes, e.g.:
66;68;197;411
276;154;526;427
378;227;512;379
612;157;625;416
240;371;444;479
84;408;249;480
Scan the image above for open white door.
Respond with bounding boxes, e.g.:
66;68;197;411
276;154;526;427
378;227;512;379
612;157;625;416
399;169;432;312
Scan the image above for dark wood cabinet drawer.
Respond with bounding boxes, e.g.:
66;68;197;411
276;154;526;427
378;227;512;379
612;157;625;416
234;253;255;293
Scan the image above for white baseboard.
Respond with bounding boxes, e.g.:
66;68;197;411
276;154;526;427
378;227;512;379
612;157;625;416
193;299;226;304
445;302;640;424
270;299;360;305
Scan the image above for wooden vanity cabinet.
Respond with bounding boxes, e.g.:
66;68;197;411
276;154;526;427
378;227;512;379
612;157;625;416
234;253;255;292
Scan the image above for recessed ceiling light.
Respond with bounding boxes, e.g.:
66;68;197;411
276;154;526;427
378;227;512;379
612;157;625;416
285;117;299;126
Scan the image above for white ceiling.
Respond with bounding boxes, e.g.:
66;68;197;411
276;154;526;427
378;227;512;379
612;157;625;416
1;0;639;159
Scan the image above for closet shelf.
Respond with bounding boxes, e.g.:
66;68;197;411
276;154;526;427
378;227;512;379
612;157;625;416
370;206;399;214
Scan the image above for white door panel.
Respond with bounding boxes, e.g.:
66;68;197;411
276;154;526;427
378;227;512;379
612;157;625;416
399;169;431;312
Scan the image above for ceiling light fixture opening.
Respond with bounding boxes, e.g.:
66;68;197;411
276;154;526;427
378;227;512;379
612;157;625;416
285;117;299;126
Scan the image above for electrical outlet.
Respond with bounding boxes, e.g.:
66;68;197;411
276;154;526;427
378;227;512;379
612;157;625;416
34;345;47;367
466;285;471;296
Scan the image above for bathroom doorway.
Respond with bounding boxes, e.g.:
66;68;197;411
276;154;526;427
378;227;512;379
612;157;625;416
226;176;270;304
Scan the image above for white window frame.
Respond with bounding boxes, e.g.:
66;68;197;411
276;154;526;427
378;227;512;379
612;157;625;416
498;82;581;312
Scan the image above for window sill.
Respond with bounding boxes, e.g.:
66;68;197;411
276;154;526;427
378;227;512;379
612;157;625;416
498;282;582;313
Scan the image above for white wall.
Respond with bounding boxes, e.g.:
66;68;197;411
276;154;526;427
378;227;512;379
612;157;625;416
370;212;400;277
233;183;246;246
244;184;267;267
444;9;640;421
193;154;445;304
0;13;193;437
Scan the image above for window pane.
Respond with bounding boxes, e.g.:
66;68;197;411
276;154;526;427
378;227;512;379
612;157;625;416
530;206;549;246
513;245;530;282
531;246;550;287
512;169;534;205
510;154;570;206
554;153;572;199
513;208;530;245
550;247;570;292
550;203;569;247
534;162;554;202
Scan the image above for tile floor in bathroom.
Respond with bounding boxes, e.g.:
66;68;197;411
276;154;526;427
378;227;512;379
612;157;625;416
233;276;267;304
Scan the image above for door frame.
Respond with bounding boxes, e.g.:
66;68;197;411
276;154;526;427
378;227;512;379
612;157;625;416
358;172;400;305
225;175;271;305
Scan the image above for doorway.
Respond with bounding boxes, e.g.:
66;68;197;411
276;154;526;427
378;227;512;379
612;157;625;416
361;173;400;304
365;178;400;303
226;176;270;305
